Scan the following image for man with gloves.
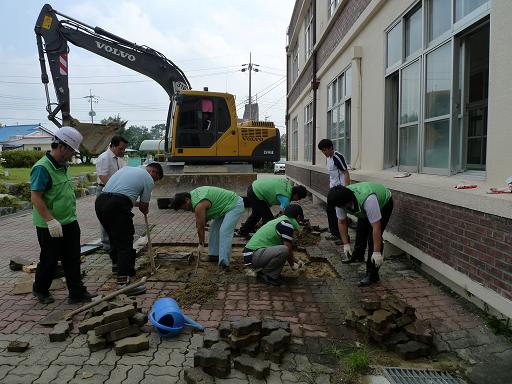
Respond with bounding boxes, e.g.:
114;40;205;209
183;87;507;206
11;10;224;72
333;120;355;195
31;126;97;304
327;182;393;286
242;204;305;286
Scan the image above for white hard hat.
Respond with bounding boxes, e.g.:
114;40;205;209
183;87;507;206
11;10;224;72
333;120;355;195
506;176;512;185
54;126;83;153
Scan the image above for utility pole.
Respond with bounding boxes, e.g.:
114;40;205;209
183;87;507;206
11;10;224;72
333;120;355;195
241;52;259;120
84;89;98;123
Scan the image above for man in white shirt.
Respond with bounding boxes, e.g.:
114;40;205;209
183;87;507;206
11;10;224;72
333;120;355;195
317;139;351;242
95;136;128;255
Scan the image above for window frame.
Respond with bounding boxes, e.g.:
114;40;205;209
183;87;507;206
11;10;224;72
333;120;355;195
304;102;313;162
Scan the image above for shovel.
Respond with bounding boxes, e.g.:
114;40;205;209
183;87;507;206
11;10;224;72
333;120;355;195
39;277;147;326
144;214;156;274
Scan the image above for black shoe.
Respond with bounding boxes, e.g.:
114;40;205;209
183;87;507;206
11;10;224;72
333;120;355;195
208;255;219;263
68;291;97;304
33;289;55;304
112;264;118;274
257;272;281;286
342;256;364;264
358;274;380;287
219;261;230;273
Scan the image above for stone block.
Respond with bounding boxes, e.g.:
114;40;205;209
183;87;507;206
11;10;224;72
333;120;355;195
367;309;394;331
87;330;107;352
260;329;290;354
383;297;415;317
203;329;220;348
404;320;433;345
234;354;270;379
230;330;261;349
218;321;231;339
261;319;290;336
91;301;110;316
210;341;231;352
49;321;71;342
114;334;149;356
361;298;381;311
194;348;230;378
383;331;410;351
78;315;104;334
13;278;34;295
369;323;396;343
395;314;415;328
240;342;259;357
184;367;215;384
7;341;30;352
130;312;148;327
95;318;130;336
231;317;262;337
394;340;431;360
264;349;286;364
9;257;31;271
102;305;136;324
106;326;140;342
108;294;137;310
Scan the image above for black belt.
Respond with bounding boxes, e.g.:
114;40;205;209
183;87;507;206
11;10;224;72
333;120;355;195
98;183;105;187
101;192;133;206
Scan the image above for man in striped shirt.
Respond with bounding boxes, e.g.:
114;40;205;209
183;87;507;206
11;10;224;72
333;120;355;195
242;204;304;286
318;139;351;245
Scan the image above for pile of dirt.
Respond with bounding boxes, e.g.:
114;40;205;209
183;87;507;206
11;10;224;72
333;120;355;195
170;276;218;308
295;229;321;246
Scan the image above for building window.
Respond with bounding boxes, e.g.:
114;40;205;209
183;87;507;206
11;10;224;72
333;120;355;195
387;22;402;68
405;6;422;58
427;0;451;43
33;147;41;151
327;67;352;162
291;44;299;83
291;116;298;161
304;3;313;59
304;102;313;162
455;0;486;21
328;0;339;18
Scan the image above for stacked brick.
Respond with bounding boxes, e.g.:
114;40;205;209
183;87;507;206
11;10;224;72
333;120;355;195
185;317;290;382
345;295;435;360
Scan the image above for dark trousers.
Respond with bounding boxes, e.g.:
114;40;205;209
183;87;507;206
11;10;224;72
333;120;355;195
95;193;136;277
34;220;84;297
352;198;394;280
326;204;341;238
239;185;273;236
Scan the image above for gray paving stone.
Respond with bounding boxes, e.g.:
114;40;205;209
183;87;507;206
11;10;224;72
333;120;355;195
84;349;108;365
69;364;113;384
8;364;46;377
170;350;187;366
141;374;179;384
33;365;64;384
151;349;170;366
1;355;27;366
118;354;153;366
121;365;148;384
146;365;181;376
55;365;82;383
0;365;14;381
3;374;39;384
104;364;131;384
294;354;312;372
68;334;88;348
23;347;61;366
61;346;90;357
102;349;122;365
53;353;90;366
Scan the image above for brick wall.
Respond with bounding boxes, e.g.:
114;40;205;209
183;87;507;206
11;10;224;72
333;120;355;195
288;60;314;109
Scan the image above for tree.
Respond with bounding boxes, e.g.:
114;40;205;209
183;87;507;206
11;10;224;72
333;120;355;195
119;125;152;150
149;123;166;140
280;133;287;157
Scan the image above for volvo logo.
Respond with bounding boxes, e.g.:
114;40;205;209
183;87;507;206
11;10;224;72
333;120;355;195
95;41;136;61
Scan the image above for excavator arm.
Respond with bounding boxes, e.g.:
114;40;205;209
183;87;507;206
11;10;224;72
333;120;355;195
35;3;190;154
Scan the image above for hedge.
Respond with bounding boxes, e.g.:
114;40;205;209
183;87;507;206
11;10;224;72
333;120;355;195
2;150;45;168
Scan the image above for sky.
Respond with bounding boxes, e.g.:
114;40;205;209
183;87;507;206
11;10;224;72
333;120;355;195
0;1;294;135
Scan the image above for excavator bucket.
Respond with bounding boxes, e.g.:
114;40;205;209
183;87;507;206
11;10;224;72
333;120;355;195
69;118;126;155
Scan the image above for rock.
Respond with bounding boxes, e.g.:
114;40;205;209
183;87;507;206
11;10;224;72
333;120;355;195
203;329;220;348
50;321;72;342
395;314;415;328
114;334;149;356
264;349;286;364
383;331;410;351
87;330;107;352
240;342;259;357
395;340;431;360
102;305;136;324
210;341;231;352
218;321;231;339
78;315;104;334
234;354;270;379
108;294;137;310
106;325;140;342
261;319;290;336
194;348;231;378
130;312;148;327
230;330;261;349
184;367;215;384
7;341;30;352
361;298;381;311
367;309;394;330
231;317;262;337
91;301;110;316
13;278;34;295
260;329;290;354
9;257;31;271
404;320;433;345
95;318;130;336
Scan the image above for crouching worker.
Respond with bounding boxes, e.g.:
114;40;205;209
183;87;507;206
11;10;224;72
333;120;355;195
327;182;393;286
171;186;245;271
238;178;307;237
31;126;96;304
95;163;163;293
243;204;305;286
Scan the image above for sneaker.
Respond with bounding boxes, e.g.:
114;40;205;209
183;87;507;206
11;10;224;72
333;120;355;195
32;289;55;304
218;261;230;273
256;272;281;286
68;291;97;304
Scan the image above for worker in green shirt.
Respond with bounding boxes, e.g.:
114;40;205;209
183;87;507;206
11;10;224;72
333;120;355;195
327;182;393;286
171;186;245;271
243;204;305;286
238;178;307;237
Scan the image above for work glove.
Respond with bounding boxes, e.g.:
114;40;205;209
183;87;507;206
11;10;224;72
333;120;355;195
47;219;63;238
343;244;352;257
371;252;384;268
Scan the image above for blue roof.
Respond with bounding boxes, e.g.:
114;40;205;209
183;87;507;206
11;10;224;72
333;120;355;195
0;124;43;142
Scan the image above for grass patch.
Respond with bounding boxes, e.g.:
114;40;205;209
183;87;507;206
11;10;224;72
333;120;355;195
325;343;370;384
485;315;512;340
0;164;96;184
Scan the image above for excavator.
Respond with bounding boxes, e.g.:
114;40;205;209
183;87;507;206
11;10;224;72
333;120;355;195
34;4;280;165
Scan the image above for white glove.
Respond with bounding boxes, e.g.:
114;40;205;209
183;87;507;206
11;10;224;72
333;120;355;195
47;219;63;238
371;252;384;268
343;244;352;256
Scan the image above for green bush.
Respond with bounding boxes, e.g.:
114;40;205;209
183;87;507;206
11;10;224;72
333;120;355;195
17;183;32;201
2;150;45;168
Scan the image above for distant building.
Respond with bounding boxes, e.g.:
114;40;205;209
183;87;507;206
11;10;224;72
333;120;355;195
243;102;259;121
286;1;511;319
0;124;56;152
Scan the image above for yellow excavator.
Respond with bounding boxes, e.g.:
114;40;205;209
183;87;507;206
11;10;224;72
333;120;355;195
34;4;280;165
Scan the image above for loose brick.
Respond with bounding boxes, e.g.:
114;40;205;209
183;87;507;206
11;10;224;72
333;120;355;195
210;341;231;352
106;326;140;342
194;348;230;378
367;309;394;331
114;334;149;356
239;342;259;357
184;367;214;384
78;315;104;334
87;330;107;352
102;305;136;324
7;341;29;352
108;294;137;310
203;329;220;348
231;317;261;337
264;349;286;364
261;319;290;336
91;301;110;316
230;330;261;349
404;320;433;345
218;321;231;339
95;318;130;336
49;321;72;342
260;329;290;354
234;354;270;379
394;340;431;360
130;312;147;327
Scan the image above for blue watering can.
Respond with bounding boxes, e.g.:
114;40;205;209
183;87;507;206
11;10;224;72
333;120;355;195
149;298;204;337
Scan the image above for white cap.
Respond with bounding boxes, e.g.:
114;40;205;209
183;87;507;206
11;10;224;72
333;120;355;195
54;126;83;153
506;176;512;185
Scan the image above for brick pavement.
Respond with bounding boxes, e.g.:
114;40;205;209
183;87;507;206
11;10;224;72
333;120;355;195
0;195;510;383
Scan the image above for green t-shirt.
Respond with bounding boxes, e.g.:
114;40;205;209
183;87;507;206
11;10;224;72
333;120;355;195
191;186;238;220
252;178;292;206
